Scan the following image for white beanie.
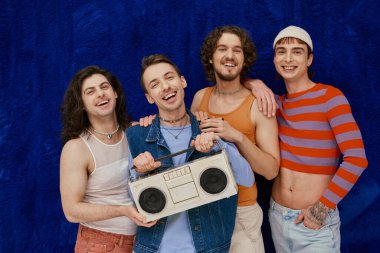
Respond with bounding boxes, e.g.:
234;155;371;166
273;25;313;51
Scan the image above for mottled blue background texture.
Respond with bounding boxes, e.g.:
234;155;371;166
1;0;379;252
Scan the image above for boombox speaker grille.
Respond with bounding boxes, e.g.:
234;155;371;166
139;188;166;214
200;167;227;194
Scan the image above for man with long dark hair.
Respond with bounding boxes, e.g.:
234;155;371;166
60;66;155;253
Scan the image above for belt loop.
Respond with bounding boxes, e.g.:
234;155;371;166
118;235;124;247
79;224;84;237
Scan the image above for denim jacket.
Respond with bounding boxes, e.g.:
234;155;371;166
126;110;238;253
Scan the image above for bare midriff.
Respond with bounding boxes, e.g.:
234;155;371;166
272;167;333;210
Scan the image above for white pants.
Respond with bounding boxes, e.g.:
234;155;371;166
229;203;265;253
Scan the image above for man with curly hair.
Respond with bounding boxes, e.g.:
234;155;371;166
191;25;280;253
60;66;155;253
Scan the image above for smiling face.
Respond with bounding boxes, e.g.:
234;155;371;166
81;73;118;120
211;32;245;82
142;62;187;118
274;38;313;83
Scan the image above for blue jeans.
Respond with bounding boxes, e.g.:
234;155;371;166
269;198;340;253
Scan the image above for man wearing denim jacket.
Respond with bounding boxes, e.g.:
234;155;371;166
127;54;254;253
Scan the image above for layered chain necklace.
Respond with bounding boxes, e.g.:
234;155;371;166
161;115;188;139
92;124;120;140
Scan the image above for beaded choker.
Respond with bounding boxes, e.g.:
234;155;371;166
159;113;187;124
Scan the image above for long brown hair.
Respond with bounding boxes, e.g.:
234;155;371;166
60;66;131;143
200;25;257;83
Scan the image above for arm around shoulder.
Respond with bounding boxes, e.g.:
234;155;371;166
244;79;278;117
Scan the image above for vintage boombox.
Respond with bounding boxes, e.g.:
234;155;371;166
129;149;238;222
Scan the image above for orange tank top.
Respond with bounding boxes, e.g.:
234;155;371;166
198;86;257;206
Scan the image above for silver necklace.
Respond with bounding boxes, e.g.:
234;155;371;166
161;117;188;139
92;124;120;139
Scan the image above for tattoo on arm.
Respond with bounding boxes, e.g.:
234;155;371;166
306;202;330;226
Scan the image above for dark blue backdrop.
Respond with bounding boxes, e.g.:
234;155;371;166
1;0;379;252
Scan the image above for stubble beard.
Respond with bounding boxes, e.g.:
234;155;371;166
214;69;241;82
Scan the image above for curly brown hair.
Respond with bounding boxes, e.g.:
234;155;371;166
200;25;257;83
60;66;131;143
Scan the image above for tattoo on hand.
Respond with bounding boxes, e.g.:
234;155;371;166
306;202;329;226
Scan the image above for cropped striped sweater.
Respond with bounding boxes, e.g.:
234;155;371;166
276;83;368;208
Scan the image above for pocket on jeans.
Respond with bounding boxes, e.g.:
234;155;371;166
299;222;329;234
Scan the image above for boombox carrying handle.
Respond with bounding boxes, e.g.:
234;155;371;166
154;146;194;162
152;139;222;162
129;147;194;182
129;140;223;182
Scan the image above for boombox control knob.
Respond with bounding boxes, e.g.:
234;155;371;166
200;167;227;194
139;188;166;214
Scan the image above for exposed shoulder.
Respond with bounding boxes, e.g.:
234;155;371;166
61;138;87;154
194;87;210;97
249;99;259;119
61;138;91;159
250;99;276;124
60;138;91;170
191;87;209;112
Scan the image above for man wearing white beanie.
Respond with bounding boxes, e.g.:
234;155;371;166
247;25;367;252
